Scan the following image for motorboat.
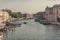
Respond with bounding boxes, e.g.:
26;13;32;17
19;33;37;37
23;22;27;24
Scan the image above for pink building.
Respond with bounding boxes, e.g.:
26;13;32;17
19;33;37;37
45;6;56;23
45;4;60;24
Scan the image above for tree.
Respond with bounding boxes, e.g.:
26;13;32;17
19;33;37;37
2;9;22;18
16;12;22;18
11;12;22;18
2;8;12;16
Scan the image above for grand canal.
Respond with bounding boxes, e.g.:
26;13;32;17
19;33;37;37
0;19;60;40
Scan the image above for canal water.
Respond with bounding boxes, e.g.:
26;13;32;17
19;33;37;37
0;19;60;40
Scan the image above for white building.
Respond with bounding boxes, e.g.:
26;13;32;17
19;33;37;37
0;11;9;23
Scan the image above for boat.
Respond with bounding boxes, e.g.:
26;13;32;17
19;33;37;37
34;19;39;22
39;20;51;25
42;21;51;25
23;22;27;24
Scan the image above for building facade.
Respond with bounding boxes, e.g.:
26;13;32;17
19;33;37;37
45;6;56;23
35;4;60;24
0;10;10;30
45;4;60;24
35;12;45;22
0;11;9;23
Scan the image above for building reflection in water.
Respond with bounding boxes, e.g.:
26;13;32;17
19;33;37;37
0;32;3;40
45;25;60;40
0;26;16;40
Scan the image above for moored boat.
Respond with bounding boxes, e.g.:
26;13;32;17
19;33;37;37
23;22;27;24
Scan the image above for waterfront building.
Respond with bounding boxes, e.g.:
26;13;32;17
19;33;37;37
22;13;33;19
27;14;33;19
0;10;9;30
33;14;36;18
45;4;60;24
45;6;56;23
22;13;27;19
34;4;60;24
0;11;9;23
35;12;45;22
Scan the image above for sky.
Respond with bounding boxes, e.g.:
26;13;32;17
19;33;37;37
0;0;60;14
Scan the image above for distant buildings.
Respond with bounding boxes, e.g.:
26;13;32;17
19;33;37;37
45;6;57;24
35;12;45;22
27;14;33;19
22;13;34;19
45;4;60;24
35;4;60;25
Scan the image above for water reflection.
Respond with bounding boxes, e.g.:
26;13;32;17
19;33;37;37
45;25;60;40
0;32;3;40
1;19;60;40
0;26;16;40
